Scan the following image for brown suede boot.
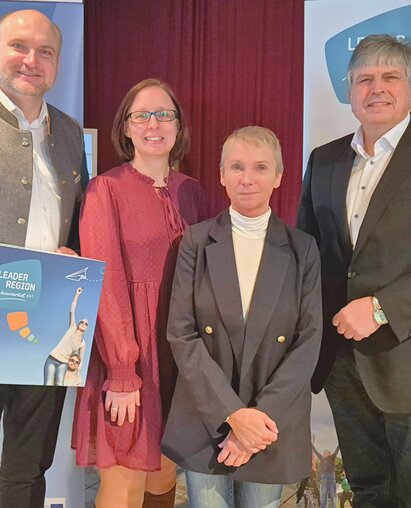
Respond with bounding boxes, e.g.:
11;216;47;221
142;485;176;507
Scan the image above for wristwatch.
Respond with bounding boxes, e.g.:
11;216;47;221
372;297;388;325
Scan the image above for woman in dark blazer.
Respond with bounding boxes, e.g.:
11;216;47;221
162;126;322;508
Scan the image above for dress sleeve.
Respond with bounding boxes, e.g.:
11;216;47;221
80;176;142;392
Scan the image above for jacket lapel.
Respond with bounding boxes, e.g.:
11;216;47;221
0;101;19;128
206;211;245;365
240;215;290;378
330;143;356;261
353;123;411;260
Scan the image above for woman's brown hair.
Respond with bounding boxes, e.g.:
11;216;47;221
111;78;190;166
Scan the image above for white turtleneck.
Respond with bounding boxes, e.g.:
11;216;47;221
229;206;271;320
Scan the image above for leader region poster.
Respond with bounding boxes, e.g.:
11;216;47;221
0;244;104;387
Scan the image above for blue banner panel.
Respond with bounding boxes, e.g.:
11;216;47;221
325;6;411;103
0;1;84;121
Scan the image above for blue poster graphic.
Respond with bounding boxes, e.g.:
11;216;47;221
325;5;411;104
0;244;104;386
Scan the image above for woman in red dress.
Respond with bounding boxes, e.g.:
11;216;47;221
72;79;205;508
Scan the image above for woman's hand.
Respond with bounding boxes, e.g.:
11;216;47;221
226;407;278;450
56;246;79;256
105;389;140;426
217;431;253;467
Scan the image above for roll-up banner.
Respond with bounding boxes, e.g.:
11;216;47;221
0;2;85;507
299;1;411;505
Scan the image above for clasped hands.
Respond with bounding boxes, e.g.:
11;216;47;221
332;296;379;341
105;389;140;426
217;407;278;467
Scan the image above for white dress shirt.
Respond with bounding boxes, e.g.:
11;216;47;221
347;114;410;247
0;89;61;252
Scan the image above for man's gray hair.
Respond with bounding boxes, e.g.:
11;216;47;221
347;34;411;88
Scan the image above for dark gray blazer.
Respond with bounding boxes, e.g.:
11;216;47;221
162;210;322;484
0;101;88;250
297;121;411;412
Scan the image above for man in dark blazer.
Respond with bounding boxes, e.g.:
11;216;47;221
297;35;411;507
163;126;322;507
0;10;88;508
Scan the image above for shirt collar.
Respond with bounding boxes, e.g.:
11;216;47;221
351;114;410;159
0;88;48;129
229;206;271;233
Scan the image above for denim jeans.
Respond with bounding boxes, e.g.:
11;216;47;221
325;352;411;508
320;473;336;508
185;469;282;508
43;355;67;386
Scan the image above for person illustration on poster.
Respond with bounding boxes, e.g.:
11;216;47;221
312;443;339;508
43;287;87;386
296;437;320;507
338;471;353;508
63;353;83;387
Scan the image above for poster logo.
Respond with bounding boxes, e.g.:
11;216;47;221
0;259;41;310
325;6;411;104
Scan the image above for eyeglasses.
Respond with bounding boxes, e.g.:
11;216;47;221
126;109;179;124
79;320;88;326
69;359;81;365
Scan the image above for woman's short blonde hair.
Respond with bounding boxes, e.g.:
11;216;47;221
220;126;283;173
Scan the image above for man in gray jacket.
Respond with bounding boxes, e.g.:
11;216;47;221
0;9;88;508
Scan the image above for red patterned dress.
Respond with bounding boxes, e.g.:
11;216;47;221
72;163;205;470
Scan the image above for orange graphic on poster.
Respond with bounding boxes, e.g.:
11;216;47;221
6;312;38;343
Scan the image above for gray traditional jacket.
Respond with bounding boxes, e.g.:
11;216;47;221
0;101;88;250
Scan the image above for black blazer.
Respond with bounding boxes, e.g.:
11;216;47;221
162;210;322;484
297;121;411;412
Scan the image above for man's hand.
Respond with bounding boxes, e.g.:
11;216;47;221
226;407;278;450
332;296;379;341
105;389;140;426
217;431;253;467
56;246;79;256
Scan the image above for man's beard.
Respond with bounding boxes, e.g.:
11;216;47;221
0;70;52;97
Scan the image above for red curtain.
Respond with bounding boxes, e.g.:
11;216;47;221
84;0;304;224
